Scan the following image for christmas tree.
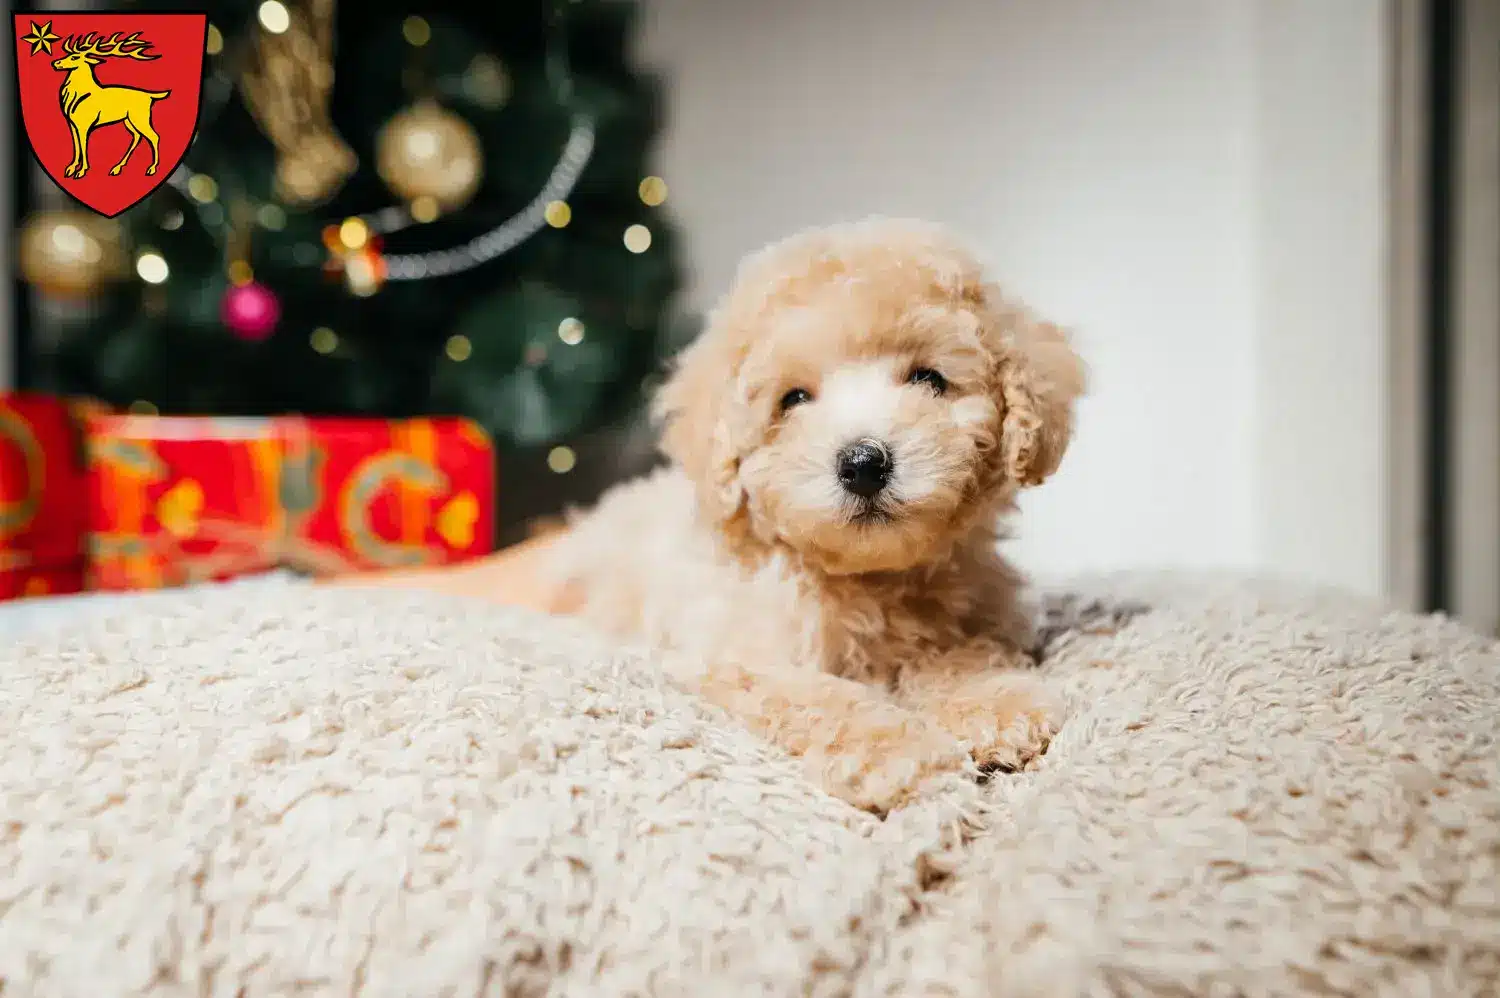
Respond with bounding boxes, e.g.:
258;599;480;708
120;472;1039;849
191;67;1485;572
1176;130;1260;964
15;0;690;543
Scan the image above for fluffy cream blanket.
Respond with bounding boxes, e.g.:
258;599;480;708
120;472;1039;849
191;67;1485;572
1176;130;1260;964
1;575;1497;997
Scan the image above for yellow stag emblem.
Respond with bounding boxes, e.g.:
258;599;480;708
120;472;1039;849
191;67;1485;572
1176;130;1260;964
50;31;169;179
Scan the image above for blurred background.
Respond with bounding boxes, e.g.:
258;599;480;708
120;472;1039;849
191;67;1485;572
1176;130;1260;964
3;0;1497;634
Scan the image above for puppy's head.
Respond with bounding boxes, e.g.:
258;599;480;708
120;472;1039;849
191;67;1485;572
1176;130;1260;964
655;218;1085;575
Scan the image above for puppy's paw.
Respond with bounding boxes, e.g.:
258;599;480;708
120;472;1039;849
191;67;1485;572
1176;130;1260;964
936;673;1060;774
805;708;969;814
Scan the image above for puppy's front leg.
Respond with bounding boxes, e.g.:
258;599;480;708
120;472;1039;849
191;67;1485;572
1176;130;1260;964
895;644;1059;773
669;656;969;813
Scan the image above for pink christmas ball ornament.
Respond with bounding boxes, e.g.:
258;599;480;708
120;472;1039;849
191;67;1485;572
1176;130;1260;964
220;281;282;341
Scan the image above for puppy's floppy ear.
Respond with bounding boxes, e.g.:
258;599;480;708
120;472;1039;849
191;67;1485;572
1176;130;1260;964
652;319;749;525
990;294;1087;487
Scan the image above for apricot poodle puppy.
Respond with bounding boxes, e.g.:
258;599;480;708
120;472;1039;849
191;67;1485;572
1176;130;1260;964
547;218;1086;813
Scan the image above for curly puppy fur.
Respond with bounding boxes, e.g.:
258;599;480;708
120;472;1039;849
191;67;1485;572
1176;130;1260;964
548;218;1086;813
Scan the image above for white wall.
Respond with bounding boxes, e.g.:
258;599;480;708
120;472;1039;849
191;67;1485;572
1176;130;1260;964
639;0;1391;597
1251;1;1390;603
1452;0;1500;635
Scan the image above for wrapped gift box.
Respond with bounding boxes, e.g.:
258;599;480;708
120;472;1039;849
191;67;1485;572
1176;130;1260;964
84;413;496;591
0;393;88;599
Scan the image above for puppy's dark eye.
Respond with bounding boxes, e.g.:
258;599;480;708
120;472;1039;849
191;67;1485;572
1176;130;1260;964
907;367;948;395
779;387;813;412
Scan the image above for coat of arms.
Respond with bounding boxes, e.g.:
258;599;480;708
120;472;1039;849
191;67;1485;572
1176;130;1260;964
12;12;207;217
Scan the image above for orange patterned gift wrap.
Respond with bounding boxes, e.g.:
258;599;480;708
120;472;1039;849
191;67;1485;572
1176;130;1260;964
0;393;89;600
84;414;496;591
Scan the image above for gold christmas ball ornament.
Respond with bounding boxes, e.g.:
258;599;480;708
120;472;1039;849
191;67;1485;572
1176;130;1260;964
17;211;128;298
375;101;484;212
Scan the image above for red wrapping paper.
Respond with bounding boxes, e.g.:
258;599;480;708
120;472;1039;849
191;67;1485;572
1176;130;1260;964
84;413;496;591
0;393;87;599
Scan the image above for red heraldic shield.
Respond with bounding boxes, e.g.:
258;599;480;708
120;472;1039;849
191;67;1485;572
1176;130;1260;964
13;12;206;217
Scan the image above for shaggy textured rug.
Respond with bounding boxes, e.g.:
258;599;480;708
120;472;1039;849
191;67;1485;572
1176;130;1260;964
1;575;1497;997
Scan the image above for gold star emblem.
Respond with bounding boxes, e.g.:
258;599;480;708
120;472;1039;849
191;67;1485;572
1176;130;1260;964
20;20;60;56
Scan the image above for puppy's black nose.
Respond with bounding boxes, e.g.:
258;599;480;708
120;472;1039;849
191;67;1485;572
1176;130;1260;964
837;440;892;499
